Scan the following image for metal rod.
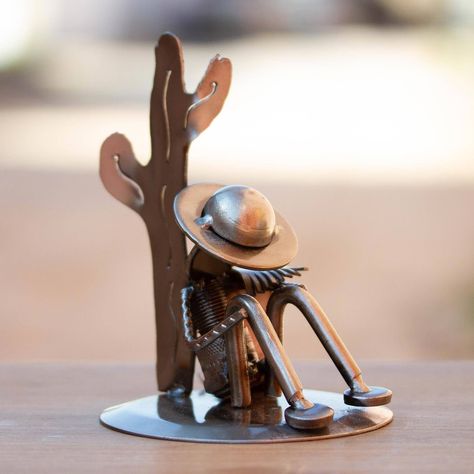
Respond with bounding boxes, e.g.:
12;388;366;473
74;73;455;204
226;294;304;402
267;284;369;391
224;320;252;408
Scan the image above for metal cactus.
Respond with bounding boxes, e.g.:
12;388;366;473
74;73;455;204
99;33;232;393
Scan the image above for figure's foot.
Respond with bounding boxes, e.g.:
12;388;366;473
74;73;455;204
284;403;334;430
343;386;392;407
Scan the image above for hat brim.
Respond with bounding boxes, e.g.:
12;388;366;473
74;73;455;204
174;183;298;270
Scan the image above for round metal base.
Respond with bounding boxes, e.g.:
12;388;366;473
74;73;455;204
100;389;393;443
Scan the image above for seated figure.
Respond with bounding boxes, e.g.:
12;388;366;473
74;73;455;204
174;183;392;430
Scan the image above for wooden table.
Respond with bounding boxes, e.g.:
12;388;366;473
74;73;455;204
1;361;473;473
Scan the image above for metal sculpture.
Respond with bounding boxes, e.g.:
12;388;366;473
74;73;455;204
99;33;393;442
174;184;391;430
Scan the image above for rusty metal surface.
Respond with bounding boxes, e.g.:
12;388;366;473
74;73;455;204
99;33;232;393
100;389;393;443
174;183;298;270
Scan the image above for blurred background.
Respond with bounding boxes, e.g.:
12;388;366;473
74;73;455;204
1;0;473;364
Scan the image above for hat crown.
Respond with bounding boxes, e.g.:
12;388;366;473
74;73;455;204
202;185;276;248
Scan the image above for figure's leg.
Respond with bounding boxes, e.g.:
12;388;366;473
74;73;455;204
226;294;334;429
267;284;392;407
225;320;252;408
264;301;284;398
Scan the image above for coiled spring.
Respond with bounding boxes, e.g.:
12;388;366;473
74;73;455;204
190;278;228;336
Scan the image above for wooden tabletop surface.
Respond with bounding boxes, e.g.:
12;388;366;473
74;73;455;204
1;361;473;473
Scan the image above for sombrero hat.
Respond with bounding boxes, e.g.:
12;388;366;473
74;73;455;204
173;183;298;270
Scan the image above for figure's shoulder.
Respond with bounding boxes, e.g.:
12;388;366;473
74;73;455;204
231;266;307;295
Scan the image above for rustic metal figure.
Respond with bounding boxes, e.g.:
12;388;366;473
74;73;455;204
99;33;393;441
174;184;391;430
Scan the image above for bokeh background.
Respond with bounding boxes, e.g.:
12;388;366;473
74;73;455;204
1;0;473;364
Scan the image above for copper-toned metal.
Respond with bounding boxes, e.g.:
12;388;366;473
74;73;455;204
224;294;334;429
99;389;393;443
232;266;306;295
266;284;392;406
267;284;363;390
202;185;276;247
174;183;298;270
99;34;231;393
225;319;252;408
344;386;393;407
226;295;303;401
99;32;393;443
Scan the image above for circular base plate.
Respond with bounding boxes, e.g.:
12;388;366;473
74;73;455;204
100;389;393;443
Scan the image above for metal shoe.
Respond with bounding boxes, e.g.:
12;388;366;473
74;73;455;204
343;386;392;407
284;403;334;430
